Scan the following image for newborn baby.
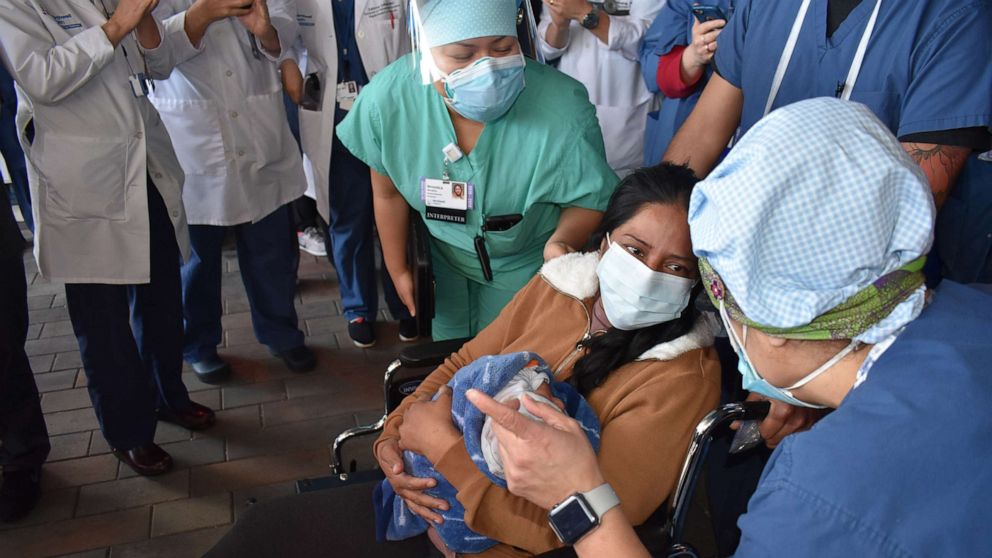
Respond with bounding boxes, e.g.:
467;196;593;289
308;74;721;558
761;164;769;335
480;360;565;479
374;352;601;554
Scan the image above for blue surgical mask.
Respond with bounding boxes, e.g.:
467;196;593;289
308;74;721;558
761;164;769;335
596;235;697;331
719;301;857;409
441;54;526;122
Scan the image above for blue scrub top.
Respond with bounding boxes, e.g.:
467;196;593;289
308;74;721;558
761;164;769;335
332;0;369;124
640;0;734;165
715;0;992;285
714;0;992;139
735;281;992;557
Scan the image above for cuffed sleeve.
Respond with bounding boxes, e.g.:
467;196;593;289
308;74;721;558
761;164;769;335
0;3;116;105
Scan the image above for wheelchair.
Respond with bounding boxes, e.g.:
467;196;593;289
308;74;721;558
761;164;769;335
316;214;771;557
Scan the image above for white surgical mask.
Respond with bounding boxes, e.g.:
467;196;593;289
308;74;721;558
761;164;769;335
596;235;697;331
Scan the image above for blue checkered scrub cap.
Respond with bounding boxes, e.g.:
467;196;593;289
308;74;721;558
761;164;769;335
416;0;519;47
688;98;936;344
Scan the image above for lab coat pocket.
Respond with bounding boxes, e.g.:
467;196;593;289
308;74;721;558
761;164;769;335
153;100;227;176
40;134;128;221
246;91;288;168
484;205;558;260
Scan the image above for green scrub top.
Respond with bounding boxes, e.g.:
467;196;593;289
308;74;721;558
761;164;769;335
337;54;619;295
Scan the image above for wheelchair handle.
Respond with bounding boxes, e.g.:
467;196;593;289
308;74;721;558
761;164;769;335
667;401;770;547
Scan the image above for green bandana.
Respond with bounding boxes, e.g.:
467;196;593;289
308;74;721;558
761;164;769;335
699;256;927;340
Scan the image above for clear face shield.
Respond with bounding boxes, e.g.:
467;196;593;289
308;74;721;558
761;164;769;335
408;0;544;85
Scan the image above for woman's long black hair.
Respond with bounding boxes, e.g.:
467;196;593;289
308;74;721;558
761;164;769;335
570;163;703;396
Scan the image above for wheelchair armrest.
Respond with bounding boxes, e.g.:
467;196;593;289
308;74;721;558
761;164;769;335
398;337;473;369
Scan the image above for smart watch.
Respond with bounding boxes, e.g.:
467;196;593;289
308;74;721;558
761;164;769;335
547;483;620;545
579;4;601;29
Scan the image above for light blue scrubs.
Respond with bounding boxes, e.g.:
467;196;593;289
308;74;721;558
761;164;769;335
714;0;992;284
639;0;733;165
734;282;992;557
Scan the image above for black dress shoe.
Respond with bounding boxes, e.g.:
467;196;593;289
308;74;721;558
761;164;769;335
271;345;317;373
112;443;173;477
157;402;216;431
0;468;42;523
190;354;232;384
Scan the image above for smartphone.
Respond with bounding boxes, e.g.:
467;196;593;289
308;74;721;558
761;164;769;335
692;5;729;23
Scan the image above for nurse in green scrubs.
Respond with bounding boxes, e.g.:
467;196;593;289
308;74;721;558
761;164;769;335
337;0;619;339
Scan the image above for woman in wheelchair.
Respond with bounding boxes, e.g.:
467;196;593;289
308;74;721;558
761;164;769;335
376;163;721;557
335;0;620;341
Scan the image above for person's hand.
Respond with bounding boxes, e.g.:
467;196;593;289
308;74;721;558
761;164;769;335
237;0;281;53
544;0;593;25
375;436;451;524
398;386;461;462
467;389;605;510
102;0;159;45
682;17;725;78
730;393;828;448
543;239;575;262
392;266;417;318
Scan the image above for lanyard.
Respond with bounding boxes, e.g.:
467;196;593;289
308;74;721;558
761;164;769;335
763;0;882;116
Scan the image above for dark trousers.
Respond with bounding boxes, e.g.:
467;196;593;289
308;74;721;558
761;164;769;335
0;252;50;471
181;203;303;363
327;133;407;322
65;183;192;451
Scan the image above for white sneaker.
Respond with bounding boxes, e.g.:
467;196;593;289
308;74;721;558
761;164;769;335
297;226;327;257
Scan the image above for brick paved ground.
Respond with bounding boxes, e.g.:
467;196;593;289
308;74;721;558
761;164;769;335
1;229;402;557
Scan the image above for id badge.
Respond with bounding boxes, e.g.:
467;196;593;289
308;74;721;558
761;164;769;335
128;73;149;98
336;81;359;111
421;177;473;224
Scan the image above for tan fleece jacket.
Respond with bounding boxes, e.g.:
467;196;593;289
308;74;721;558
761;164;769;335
375;252;721;557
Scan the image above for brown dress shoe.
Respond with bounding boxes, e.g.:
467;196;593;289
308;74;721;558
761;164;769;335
157;402;216;431
112;443;173;477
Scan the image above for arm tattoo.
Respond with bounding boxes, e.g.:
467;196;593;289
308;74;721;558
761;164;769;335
902;143;970;209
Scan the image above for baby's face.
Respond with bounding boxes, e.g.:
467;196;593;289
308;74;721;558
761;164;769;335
530;382;566;413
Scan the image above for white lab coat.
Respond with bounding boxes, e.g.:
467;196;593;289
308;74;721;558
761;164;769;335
294;0;410;223
538;2;665;177
0;0;190;284
149;0;306;226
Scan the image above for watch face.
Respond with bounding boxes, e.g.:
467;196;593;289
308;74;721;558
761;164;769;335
549;496;598;544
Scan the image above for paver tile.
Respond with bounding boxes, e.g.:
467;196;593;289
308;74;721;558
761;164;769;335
231;481;295;521
221;379;286;409
76;470;189;516
0;488;77;531
261;388;379;427
48;431;92;462
110;525;228;558
43;453;119;491
28;353;55;374
45;406;100;436
42;319;76;338
25;334;79;356
189;448;329;497
35;369;78;393
42;387;93;413
0;507;149;557
53;351;83;371
151;492;232;537
225;412;356;461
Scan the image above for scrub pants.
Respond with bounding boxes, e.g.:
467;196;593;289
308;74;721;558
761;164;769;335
327;132;408;323
182;203;304;363
430;251;521;341
64;183;193;451
0;251;50;471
